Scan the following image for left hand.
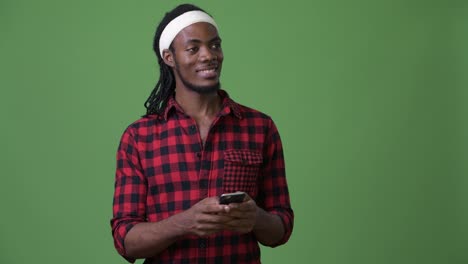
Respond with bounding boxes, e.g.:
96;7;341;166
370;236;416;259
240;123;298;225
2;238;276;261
221;194;258;234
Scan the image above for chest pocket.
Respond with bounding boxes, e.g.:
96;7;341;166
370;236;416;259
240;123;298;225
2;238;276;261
222;149;263;198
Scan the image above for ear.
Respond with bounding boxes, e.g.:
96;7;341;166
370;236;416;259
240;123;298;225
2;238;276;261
162;49;175;67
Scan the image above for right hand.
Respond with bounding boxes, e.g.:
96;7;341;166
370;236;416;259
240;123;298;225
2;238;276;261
171;197;231;237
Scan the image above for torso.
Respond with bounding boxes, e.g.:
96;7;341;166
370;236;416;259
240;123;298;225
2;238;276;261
194;115;216;146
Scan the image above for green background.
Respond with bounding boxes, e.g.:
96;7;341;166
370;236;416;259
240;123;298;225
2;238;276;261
1;0;467;263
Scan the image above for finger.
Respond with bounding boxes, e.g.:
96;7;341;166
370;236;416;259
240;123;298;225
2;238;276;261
198;197;229;213
199;222;227;231
203;204;230;214
200;196;223;205
193;224;225;236
228;201;255;212
224;219;254;232
223;219;243;228
197;213;233;224
227;210;256;219
243;193;252;201
227;202;240;210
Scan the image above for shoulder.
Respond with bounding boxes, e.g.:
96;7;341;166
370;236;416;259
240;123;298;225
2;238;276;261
236;103;272;121
120;114;164;139
232;101;281;136
231;102;282;138
126;114;161;129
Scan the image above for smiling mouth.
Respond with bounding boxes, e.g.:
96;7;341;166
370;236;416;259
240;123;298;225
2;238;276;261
197;66;218;73
196;65;219;79
198;69;216;74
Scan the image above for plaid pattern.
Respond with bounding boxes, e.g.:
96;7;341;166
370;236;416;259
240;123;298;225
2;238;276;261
223;149;263;195
111;90;293;264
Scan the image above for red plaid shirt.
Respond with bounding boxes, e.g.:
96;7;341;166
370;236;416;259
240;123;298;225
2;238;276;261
111;90;293;263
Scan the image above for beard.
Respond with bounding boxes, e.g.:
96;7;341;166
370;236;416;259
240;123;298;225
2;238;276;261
175;64;220;95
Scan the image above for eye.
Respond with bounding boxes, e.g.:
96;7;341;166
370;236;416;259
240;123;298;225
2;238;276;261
186;46;199;53
211;43;222;50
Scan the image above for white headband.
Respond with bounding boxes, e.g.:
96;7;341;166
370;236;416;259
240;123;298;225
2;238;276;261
159;10;219;57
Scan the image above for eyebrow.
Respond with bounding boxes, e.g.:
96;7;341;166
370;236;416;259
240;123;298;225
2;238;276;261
185;36;222;44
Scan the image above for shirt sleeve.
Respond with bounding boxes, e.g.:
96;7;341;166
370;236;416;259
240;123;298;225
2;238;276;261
257;118;294;247
110;126;147;263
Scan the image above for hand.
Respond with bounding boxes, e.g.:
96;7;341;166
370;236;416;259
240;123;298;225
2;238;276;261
171;197;231;237
222;194;258;234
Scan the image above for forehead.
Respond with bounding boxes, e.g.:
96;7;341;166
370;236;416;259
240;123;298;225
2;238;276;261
172;22;220;45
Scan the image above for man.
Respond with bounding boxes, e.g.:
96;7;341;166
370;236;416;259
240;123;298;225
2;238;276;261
111;4;293;263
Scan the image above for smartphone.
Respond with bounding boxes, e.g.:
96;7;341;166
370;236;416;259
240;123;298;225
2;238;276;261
219;191;246;205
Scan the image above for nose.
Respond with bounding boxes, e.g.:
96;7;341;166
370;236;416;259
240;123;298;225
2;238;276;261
199;46;216;61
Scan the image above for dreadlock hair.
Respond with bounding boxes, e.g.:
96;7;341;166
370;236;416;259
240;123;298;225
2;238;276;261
144;4;208;116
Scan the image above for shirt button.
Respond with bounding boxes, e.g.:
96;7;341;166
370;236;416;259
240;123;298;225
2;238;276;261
199;241;206;248
196;152;202;158
189;125;196;133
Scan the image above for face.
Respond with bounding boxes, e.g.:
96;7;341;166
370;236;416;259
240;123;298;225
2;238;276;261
163;22;223;94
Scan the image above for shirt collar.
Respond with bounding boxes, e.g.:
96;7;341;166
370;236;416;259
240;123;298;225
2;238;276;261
162;89;243;121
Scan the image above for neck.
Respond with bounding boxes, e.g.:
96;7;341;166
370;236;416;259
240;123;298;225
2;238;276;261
175;88;221;118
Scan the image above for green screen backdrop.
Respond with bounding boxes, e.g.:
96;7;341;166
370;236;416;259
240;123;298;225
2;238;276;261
1;0;467;263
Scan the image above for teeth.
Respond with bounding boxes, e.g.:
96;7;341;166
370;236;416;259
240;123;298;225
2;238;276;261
200;69;215;73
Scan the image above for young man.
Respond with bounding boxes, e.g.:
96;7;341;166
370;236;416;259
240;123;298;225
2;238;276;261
111;4;293;263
